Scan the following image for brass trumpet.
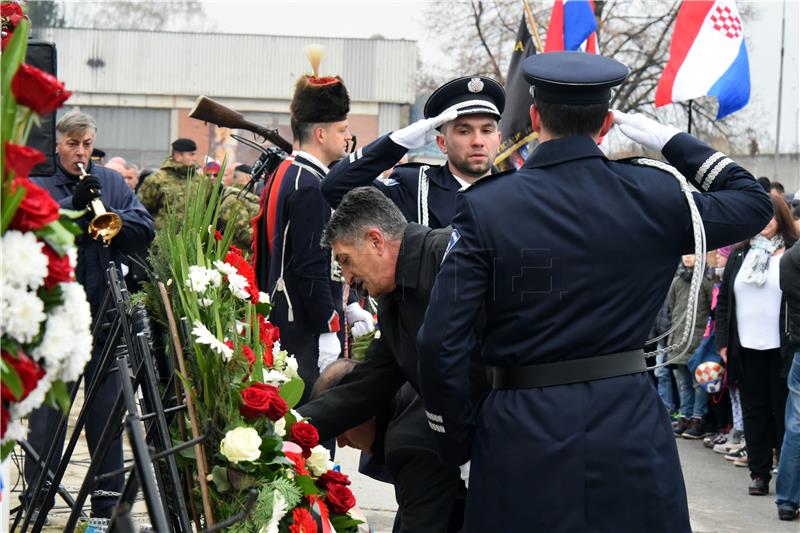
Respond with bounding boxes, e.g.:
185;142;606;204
76;163;122;246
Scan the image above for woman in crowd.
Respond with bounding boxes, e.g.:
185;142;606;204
716;196;799;496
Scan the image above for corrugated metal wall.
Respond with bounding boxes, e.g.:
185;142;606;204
378;103;402;135
41;29;417;104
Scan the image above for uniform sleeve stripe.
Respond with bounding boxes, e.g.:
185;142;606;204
694;152;725;186
425;410;443;423
428;421;446;433
700;157;734;191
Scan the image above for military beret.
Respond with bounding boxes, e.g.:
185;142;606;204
172;138;197;152
522;52;629;105
424;75;505;121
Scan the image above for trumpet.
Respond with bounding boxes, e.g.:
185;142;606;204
76;163;122;246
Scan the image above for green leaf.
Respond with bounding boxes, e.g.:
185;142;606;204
58;218;83;237
34;220;78;255
279;378;304;409
59;208;89;220
294;474;320;495
1;186;25;233
1;18;30;144
38;283;65;312
1;358;24;401
330;514;364;532
47;379;71;413
210;465;231;493
1;440;16;461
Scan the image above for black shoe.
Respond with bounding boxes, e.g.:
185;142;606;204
682;419;705;440
673;417;689;436
748;476;769;496
777;504;799;521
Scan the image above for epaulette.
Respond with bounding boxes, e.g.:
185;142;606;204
462;168;515;193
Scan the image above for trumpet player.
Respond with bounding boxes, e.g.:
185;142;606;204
25;111;154;519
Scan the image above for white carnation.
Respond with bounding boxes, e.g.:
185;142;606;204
192;320;233;362
1;230;48;290
34;282;93;381
258;291;270;304
10;372;55;420
1;286;45;343
306;444;334;476
0;420;27;444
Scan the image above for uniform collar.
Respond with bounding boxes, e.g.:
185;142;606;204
51;156;86;185
523;136;605;169
394;223;431;291
293;150;329;175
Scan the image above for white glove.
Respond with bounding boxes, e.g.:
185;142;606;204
459;461;471;489
346;302;375;339
317;332;341;372
613;110;681;152
389;109;459;149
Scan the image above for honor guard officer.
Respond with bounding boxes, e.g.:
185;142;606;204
253;60;373;405
418;52;772;533
321;76;506;228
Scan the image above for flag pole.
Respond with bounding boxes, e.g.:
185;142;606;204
523;0;544;51
773;0;786;178
687;100;693;135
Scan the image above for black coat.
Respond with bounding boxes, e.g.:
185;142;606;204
717;244;796;380
780;243;800;351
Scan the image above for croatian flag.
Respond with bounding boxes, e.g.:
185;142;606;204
655;0;750;119
545;0;597;53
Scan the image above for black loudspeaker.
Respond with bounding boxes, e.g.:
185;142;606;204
25;40;57;176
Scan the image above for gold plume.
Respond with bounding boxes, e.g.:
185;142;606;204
305;44;324;78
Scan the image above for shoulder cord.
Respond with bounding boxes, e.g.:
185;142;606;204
632;158;707;371
417;165;430;227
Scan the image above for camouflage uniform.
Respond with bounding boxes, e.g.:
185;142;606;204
217;185;260;256
137;157;203;232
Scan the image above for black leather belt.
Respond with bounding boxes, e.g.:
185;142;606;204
491;349;646;389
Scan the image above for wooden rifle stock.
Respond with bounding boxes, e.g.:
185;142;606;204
189;96;293;153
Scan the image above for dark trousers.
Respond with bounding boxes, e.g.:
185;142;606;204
24;340;124;516
739;347;789;479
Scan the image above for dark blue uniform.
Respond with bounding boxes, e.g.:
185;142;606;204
418;133;772;532
263;152;345;404
323;135;465;229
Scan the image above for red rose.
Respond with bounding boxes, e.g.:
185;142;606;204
6;142;45;180
1;350;45;402
290;422;319;453
289;507;318;533
41;243;73;288
11;63;72;115
285;451;309;476
239;382;287;421
9;177;60;231
318;470;351;490
325;483;356;514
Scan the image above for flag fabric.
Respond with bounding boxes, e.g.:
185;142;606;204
545;0;597;53
655;0;750;119
495;13;538;171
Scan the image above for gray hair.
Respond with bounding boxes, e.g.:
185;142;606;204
56;111;97;138
321;186;408;248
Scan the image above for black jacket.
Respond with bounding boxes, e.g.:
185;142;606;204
716;243;795;380
780;243;800;351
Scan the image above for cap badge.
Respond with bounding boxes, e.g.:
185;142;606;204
467;77;484;93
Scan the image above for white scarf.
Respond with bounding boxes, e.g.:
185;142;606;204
740;234;784;286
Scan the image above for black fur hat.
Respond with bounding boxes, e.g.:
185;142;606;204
290;74;350;124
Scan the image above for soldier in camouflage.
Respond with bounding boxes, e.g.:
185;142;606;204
217;164;260;257
137;138;203;232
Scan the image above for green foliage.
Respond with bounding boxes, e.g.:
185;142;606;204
1;357;23;400
278;377;304;409
331;513;365;533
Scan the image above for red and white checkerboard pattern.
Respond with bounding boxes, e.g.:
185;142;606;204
709;5;742;39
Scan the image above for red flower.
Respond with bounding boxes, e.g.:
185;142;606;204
289;507;318;533
285;451;310;476
9;177;60;231
239;382;287;421
41;243;74;288
258;314;279;366
225;340;257;368
318;470;351;490
1;350;45;402
1;2;25;26
11;63;72;115
6;142;45;180
325;483;356;514
214;229;223;241
225;250;260;301
290;422;320;454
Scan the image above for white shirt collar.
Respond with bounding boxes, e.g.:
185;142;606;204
452;174;471;191
293;150;330;174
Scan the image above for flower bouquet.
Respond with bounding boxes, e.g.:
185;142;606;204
0;2;92;459
143;165;362;532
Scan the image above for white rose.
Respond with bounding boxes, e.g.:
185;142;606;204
306;444;333;476
273;417;286;437
220;427;262;464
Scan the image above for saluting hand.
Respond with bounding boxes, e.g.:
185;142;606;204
389;109;459;149
612;110;681;152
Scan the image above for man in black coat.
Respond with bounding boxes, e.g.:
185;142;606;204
26;111;155;517
299;187;486;531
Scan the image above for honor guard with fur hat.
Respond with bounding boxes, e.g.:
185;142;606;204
253;47;374;405
417;51;772;532
321;75;506;228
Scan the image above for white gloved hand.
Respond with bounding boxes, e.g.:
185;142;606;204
317;332;341;372
459;461;471;489
346;302;375;339
389;109;459;149
613;110;681;152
